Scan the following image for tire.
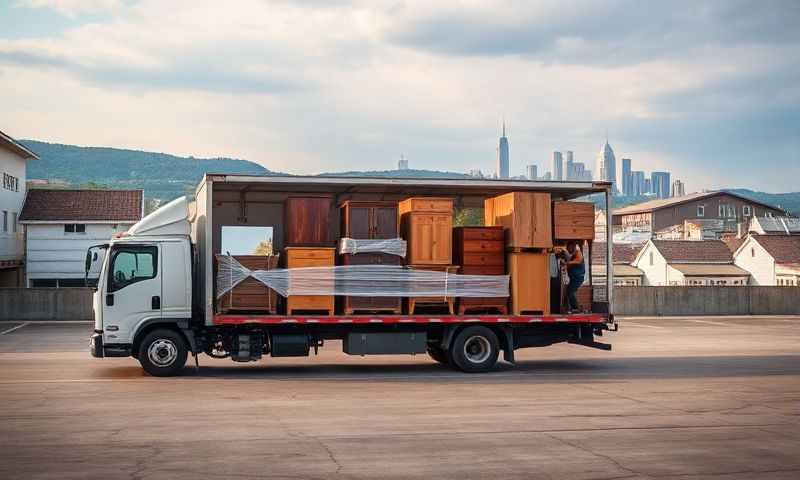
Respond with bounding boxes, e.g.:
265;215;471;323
138;329;188;377
449;326;499;373
427;346;449;365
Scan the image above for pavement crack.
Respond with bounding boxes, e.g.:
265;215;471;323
545;432;649;479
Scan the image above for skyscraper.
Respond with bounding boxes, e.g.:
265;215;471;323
526;164;538;181
397;154;408;170
497;122;509;179
630;171;645;196
565;151;574;180
552;151;563;181
621;158;632;196
643;177;652;195
671;179;685;197
597;138;618;193
651;171;671;199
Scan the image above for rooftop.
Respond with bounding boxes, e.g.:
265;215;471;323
0;130;38;160
592;243;644;265
672;264;749;276
751;235;800;265
651;239;734;263
613;190;784;216
19;189;143;223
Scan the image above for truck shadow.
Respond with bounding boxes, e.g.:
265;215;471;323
165;354;800;383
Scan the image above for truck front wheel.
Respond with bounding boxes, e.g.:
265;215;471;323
449;326;499;373
138;329;188;377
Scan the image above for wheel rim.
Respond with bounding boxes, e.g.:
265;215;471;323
147;339;178;367
463;335;491;364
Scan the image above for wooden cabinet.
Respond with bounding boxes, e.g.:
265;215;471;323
507;251;550;315
407;265;459;314
399;197;453;265
285;247;335;315
553;201;594;240
285;196;332;246
215;255;280;314
340;201;402;314
485;192;552;249
453;227;508;314
340;201;399;240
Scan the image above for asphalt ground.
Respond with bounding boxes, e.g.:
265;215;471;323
0;316;799;479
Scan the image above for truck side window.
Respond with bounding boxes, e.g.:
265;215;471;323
108;246;157;293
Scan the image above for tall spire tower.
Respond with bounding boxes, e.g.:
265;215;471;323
497;121;509;179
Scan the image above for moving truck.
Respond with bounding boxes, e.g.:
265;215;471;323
88;174;618;376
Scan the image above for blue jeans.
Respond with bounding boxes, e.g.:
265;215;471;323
567;271;584;310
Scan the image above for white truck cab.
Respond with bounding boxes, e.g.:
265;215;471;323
89;197;195;375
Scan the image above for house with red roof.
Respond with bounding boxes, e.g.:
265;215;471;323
632;239;750;286
19;189;143;287
733;235;800;286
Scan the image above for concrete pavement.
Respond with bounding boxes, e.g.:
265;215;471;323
0;317;799;479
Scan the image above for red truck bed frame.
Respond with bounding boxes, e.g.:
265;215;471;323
214;313;609;325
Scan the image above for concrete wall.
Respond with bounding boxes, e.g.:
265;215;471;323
615;286;800;316
0;288;93;320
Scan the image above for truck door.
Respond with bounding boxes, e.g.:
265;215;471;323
102;243;161;345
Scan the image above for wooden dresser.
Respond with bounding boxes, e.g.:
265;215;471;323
399;197;453;265
339;201;402;314
452;227;508;314
406;264;460;315
485;192;552;249
285;196;332;246
215;255;280;314
553;201;595;240
507;251;551;315
285;247;335;315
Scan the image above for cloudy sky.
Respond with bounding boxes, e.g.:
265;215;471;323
1;0;798;192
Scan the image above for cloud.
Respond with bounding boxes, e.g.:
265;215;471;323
15;0;125;17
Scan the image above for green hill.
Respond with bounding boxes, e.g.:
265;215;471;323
21;140;274;201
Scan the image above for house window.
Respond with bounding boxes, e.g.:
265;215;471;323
697;205;705;217
766;212;774;218
64;224;87;234
743;205;751;216
751;247;755;257
718;204;725;217
727;206;735;218
2;211;6;232
12;213;16;233
649;251;654;266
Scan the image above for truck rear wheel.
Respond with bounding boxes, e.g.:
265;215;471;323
138;329;188;377
449;326;499;373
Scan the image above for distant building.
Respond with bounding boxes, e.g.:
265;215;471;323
651;171;671;199
630;171;645;196
0;130;39;287
643;178;652;194
613;191;786;233
19;189;143;287
596;139;618;193
591;243;645;286
565;151;574;180
497;122;509;179
671;179;685;197
733;235;800;286
552;151;563;181
397;154;408;170
469;168;484;178
633;239;749;286
542;171;552;181
526;164;537;181
621;158;632;196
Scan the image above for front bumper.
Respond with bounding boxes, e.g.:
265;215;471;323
90;332;132;358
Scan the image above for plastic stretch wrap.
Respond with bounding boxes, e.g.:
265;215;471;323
338;237;407;258
216;255;508;299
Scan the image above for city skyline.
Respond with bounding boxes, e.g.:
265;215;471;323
0;2;797;193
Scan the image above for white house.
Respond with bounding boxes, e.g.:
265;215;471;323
733;235;800;286
632;239;749;286
19;189;143;287
0;130;38;287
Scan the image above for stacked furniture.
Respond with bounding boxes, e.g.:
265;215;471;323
407;265;460;315
339;201;403;314
485;192;553;315
284;196;335;314
215;254;280;314
553;201;595;312
452;226;508;314
399;197;456;313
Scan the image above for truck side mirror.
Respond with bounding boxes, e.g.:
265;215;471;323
85;251;92;274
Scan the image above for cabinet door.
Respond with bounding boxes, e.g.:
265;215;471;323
373;206;398;239
411;214;434;264
347;205;372;239
286;198;331;245
431;214;453;264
